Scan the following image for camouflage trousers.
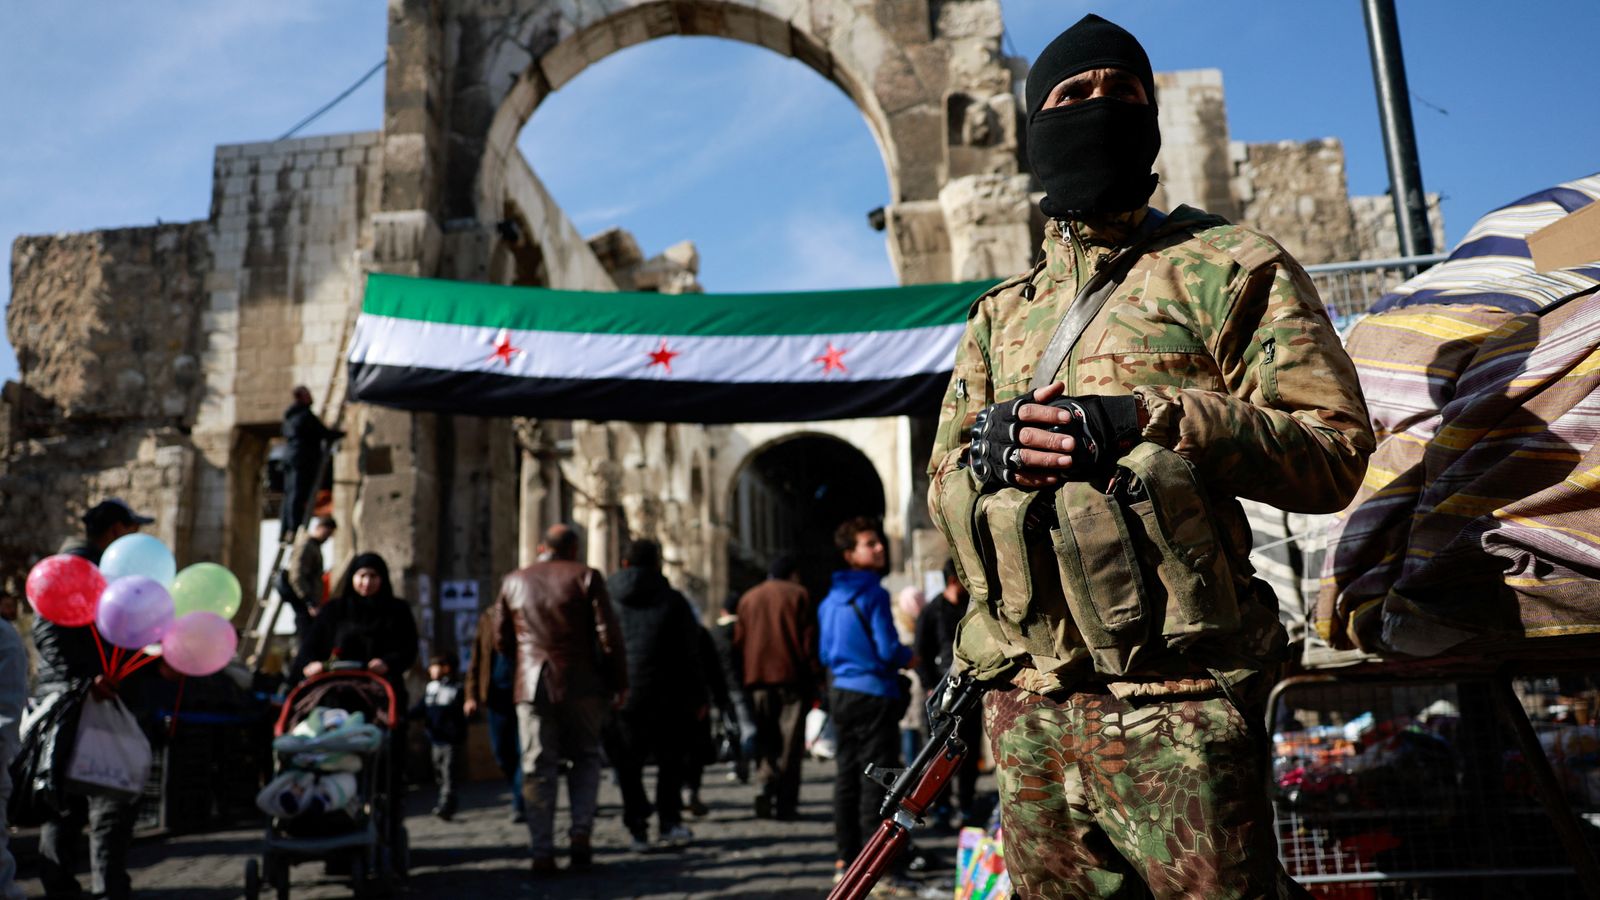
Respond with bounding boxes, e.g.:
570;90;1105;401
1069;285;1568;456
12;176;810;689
985;683;1294;899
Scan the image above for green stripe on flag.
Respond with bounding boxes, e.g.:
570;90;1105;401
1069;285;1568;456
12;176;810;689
362;273;1001;337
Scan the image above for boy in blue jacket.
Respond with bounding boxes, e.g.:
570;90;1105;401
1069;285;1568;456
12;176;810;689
818;516;916;882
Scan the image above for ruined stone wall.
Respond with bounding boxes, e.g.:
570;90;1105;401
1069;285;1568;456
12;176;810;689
1231;138;1360;266
1229;136;1445;267
0;131;394;605
1349;193;1446;261
1151;69;1239;222
1;223;208;588
202;133;383;428
9;224;209;424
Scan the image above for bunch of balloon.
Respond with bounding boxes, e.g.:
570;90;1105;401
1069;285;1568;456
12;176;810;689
23;534;241;684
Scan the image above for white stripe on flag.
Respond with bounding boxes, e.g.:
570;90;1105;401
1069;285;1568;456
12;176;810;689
348;315;965;384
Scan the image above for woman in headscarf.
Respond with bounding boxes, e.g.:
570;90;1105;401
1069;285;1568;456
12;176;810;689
291;552;418;843
292;552;419;709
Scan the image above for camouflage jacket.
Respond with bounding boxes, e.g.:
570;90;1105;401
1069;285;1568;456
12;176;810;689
928;205;1374;698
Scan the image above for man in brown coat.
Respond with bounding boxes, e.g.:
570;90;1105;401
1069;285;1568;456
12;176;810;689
494;524;628;875
732;554;817;820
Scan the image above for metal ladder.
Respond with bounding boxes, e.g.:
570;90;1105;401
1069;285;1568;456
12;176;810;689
239;439;341;670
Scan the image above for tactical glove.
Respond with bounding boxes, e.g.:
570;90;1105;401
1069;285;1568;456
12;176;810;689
966;394;1142;491
1049;394;1143;482
966;396;1032;490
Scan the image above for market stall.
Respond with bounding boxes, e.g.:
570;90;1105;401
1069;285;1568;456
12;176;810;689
1275;175;1600;897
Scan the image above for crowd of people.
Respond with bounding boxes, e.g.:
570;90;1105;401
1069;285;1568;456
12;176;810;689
0;10;1374;897
0;381;980;895
0;482;976;897
477;518;979;882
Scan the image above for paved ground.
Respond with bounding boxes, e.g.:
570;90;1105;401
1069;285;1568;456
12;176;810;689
14;759;992;899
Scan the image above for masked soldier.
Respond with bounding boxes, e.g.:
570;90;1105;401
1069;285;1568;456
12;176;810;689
928;14;1374;898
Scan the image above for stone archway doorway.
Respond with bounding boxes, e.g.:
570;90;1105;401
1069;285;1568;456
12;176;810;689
374;0;1026;287
729;433;885;603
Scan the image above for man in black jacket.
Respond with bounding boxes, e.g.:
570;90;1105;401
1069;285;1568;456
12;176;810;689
708;592;756;783
606;539;706;851
36;499;155;900
914;559;981;828
280;386;343;538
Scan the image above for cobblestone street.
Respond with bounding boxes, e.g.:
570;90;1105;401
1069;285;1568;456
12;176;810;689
15;759;985;899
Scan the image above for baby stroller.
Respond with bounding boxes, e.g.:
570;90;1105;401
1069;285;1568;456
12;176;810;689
245;667;409;899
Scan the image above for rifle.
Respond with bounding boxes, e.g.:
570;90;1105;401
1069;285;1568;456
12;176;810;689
827;670;987;900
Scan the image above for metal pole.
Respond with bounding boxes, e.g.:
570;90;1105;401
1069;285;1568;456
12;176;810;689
1361;0;1434;258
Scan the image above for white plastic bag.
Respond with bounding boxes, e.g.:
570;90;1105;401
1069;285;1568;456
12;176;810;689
805;707;836;760
256;769;360;819
65;696;151;800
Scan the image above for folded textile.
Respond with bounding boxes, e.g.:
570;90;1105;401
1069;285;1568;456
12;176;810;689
1319;291;1600;654
271;706;383;774
255;770;359;819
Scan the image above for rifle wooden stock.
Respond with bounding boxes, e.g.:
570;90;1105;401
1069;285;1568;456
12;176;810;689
826;672;985;900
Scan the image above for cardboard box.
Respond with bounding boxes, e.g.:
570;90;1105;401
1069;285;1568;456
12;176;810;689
1527;201;1600;273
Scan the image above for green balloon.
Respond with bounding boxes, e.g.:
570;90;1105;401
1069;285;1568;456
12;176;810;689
170;563;242;619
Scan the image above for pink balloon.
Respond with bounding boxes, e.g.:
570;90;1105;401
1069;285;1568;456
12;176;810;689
96;577;175;650
25;555;106;627
161;612;237;676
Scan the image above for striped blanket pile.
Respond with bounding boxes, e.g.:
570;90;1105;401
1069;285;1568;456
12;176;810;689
1315;175;1600;658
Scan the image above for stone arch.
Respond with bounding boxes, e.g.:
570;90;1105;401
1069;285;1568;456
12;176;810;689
471;0;906;227
379;0;1024;285
724;428;888;597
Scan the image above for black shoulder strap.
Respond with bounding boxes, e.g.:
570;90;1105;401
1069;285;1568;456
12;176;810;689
843;589;886;667
1028;209;1169;392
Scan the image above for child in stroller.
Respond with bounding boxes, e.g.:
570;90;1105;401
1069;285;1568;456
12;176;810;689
245;666;408;899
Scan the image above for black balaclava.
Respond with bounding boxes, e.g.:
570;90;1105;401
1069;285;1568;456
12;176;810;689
1025;14;1161;218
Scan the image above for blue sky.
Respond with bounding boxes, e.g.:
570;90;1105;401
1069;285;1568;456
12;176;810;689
3;0;1598;383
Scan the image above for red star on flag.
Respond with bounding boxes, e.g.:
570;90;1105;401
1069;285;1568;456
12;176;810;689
487;329;522;366
814;342;849;374
647;339;680;374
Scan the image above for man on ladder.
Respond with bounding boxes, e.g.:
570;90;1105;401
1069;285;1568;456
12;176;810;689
246;386;345;669
281;385;343;537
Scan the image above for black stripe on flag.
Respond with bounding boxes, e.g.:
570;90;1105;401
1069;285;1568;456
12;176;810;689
348;362;948;423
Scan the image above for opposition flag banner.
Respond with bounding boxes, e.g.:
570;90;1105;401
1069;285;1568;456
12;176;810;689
347;274;999;423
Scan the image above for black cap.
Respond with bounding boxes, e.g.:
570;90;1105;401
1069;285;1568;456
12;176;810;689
1025;14;1156;119
83;498;154;535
